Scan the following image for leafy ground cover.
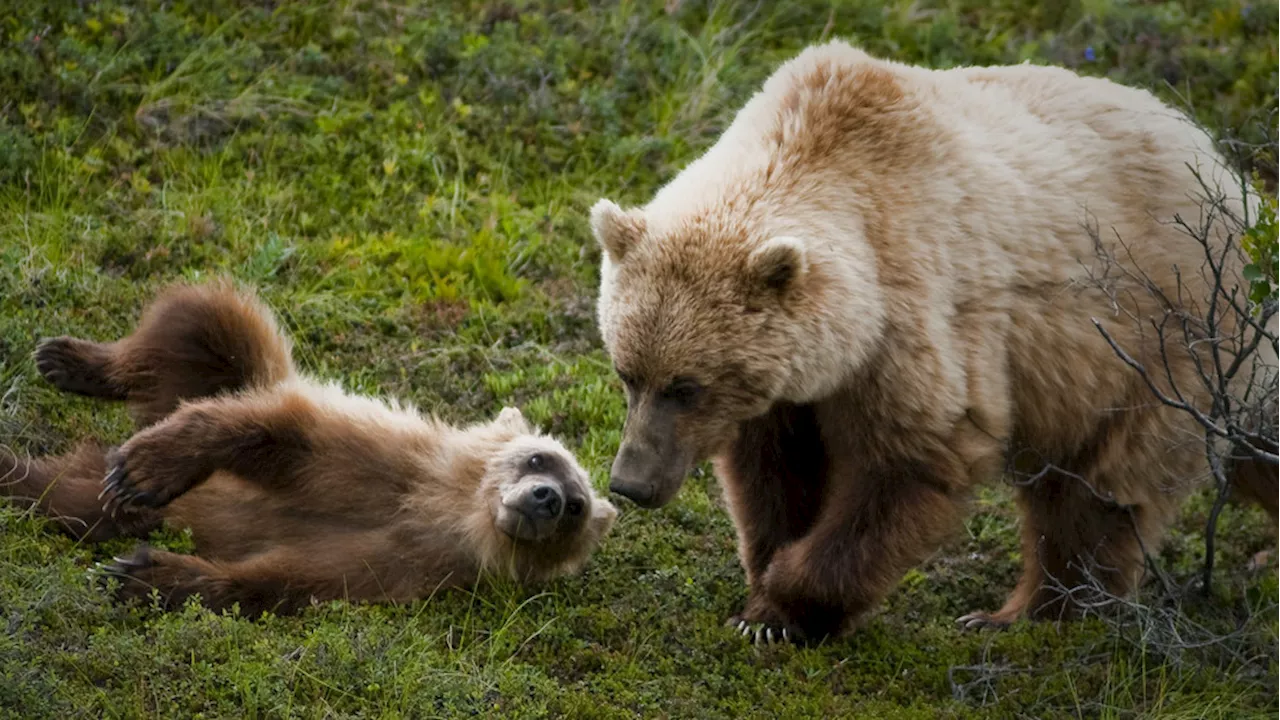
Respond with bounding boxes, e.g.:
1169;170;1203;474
0;1;1276;717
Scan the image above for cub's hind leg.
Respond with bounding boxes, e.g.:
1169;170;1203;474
36;280;296;428
34;337;127;400
0;442;160;542
102;531;436;615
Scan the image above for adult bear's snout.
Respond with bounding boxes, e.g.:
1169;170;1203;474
609;444;662;507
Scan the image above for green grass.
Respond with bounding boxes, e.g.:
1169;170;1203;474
1;1;1276;717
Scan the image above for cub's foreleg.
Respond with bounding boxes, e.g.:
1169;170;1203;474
102;545;347;615
101;388;317;512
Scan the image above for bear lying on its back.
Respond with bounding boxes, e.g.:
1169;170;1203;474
592;41;1274;644
1;281;616;615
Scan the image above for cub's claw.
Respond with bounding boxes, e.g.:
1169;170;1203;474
98;456;162;514
94;545;159;602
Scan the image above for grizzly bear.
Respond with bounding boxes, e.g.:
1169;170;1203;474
590;41;1274;644
1;281;617;615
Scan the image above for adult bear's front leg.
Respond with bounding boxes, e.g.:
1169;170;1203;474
747;448;970;645
716;402;829;644
716;403;828;586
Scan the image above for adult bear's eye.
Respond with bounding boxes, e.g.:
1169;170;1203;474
661;377;704;409
566;499;584;516
615;367;638;389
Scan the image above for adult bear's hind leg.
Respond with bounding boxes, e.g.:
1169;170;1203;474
960;411;1189;629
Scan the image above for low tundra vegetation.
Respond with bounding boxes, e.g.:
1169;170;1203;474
0;1;1275;717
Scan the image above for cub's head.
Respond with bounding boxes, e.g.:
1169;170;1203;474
481;407;618;581
590;198;880;508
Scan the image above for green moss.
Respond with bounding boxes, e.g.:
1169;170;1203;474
1;1;1275;717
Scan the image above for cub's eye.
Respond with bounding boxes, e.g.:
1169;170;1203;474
527;454;545;471
566;499;584;516
660;377;704;408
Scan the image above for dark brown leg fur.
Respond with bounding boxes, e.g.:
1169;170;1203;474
961;405;1190;630
719;403;827;584
1230;455;1278;519
103;390;316;511
0;442;160;542
103;533;414;616
35;280;294;428
960;468;1146;629
746;454;966;644
16;279;297;540
34;337;127;400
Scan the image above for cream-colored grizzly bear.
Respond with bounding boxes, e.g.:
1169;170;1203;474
590;41;1274;644
2;281;616;615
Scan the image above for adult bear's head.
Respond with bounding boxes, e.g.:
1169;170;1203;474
589;198;884;508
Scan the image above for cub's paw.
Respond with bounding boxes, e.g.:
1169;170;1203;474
95;545;210;611
34;337;123;399
955;611;1014;631
726;614;808;647
100;436;202;513
94;545;162;605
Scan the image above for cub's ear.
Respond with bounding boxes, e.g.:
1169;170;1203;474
590;199;646;263
589;496;619;538
494;406;533;435
747;236;807;295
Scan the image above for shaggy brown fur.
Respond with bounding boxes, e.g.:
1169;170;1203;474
591;42;1277;645
2;281;616;615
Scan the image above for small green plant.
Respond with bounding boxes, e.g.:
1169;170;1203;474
1242;190;1279;305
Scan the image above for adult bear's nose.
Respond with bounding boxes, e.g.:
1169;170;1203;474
609;445;659;507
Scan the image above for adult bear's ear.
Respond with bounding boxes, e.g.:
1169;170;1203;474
748;236;807;296
590;199;646;263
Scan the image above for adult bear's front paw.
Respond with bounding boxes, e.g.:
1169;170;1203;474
727;613;808;646
740;546;848;644
726;593;814;647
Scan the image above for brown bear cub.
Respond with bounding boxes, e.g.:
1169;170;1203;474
1;280;616;615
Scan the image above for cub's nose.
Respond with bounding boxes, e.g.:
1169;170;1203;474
526;484;563;519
